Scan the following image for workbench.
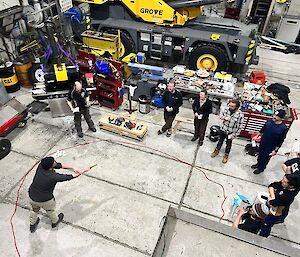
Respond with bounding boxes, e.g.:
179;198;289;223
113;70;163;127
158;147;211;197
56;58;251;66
163;68;236;99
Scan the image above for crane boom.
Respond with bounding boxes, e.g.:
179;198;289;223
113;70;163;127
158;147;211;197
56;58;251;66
75;0;221;26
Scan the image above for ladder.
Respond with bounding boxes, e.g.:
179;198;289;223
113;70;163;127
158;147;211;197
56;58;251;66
150;32;164;60
251;0;272;24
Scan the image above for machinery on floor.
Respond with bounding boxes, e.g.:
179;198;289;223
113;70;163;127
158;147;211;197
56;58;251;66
98;113;148;141
0;82;28;160
74;0;259;75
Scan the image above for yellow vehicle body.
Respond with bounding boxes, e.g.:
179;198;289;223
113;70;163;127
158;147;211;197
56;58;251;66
75;0;202;26
81;30;121;60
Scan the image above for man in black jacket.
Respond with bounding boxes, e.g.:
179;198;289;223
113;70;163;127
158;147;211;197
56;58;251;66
158;82;183;137
191;89;212;145
67;81;96;138
259;174;300;237
28;156;88;232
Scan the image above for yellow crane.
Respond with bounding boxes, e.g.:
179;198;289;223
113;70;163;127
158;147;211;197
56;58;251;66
75;0;218;26
74;0;258;73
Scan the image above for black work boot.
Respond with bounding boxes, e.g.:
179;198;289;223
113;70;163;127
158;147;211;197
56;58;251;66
251;163;258;169
191;136;198;142
52;213;64;228
253;169;263;174
30;217;40;233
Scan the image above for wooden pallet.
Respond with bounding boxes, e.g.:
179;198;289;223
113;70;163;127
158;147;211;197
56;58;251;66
98;114;148;141
173;116;194;133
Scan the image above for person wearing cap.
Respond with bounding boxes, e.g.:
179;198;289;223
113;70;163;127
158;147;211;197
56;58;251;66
191;89;213;146
157;82;183;137
232;203;269;234
251;109;288;174
259;174;300;237
67;81;96;138
28;156;88;233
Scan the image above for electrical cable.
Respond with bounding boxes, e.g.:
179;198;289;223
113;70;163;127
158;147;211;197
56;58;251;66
9;136;227;256
9;160;40;257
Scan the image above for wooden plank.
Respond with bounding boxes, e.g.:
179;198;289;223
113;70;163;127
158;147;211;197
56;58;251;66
175;116;194;124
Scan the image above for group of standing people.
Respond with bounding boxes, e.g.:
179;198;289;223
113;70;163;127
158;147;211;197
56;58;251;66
157;81;300;238
28;80;298;241
157;81;244;164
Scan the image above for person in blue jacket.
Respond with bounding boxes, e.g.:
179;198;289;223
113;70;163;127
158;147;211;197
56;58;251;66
251;109;288;174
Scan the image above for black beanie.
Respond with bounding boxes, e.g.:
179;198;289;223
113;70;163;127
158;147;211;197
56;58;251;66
41;157;55;170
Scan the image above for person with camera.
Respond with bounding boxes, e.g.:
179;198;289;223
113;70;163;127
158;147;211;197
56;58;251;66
232;203;269;234
211;99;244;163
259;174;300;237
67;81;96;138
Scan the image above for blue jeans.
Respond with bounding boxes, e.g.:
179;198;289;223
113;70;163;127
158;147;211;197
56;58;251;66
259;215;282;237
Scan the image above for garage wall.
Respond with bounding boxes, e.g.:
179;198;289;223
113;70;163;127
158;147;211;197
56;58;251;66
0;0;21;61
0;0;20;11
288;0;300;17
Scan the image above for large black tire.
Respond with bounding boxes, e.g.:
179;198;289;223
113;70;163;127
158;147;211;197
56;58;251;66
0;138;11;160
29;63;45;84
104;29;135;58
188;44;229;71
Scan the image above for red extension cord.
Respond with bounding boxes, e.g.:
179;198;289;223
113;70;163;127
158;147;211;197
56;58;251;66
10;137;227;256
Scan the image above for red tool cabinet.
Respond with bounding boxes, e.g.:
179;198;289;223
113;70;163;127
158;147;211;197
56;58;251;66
96;61;123;110
240;109;295;138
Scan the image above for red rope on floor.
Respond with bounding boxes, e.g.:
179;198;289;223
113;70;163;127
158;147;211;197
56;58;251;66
10;160;40;257
10;137;228;256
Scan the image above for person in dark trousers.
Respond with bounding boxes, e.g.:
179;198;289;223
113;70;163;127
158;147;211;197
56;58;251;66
282;157;300;175
251;109;288;174
28;157;89;233
67;81;96;138
259;174;300;237
277;159;300;223
191;89;212;146
211;99;244;163
232;203;269;234
158;82;183;137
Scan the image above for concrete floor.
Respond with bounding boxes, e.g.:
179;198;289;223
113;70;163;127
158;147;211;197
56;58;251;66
1;47;300;256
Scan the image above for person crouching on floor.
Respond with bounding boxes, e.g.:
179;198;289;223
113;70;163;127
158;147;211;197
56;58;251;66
259;174;300;237
232;203;269;234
